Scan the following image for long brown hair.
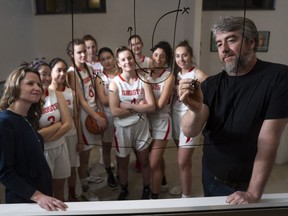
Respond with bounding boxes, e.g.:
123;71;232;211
0;66;44;129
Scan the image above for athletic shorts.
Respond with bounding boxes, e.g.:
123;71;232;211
172;109;199;148
114;119;152;157
149;117;172;140
44;143;71;179
80;108;102;151
65;133;80;167
102;110;114;143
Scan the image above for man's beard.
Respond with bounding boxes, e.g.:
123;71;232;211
222;51;254;76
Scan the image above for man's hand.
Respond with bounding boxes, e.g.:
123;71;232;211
226;191;260;204
179;78;203;112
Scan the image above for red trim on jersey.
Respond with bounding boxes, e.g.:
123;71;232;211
186;137;191;143
188;67;195;73
103;71;109;78
114;128;119;152
61;86;66;92
158;69;166;78
118;74;138;82
45;89;49;97
119;74;126;82
82;133;88;145
163;119;171;141
141;56;145;63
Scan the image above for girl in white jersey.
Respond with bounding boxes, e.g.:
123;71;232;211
128;34;152;171
33;60;72;201
83;35;107;169
66;39;108;201
147;41;175;199
95;47;120;189
128;35;152;80
82;34;103;75
172;40;208;198
49;58;82;201
109;46;155;200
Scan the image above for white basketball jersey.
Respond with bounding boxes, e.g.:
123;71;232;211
61;86;77;137
113;74;147;127
173;67;197;112
67;65;96;109
97;71;114;113
87;61;103;76
136;56;151;69
39;88;65;149
147;70;172;119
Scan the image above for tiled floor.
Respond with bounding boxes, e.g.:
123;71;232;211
1;140;288;203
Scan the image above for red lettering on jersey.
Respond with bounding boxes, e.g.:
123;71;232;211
152;84;161;91
83;76;91;84
66;99;71;106
122;88;143;96
131;98;136;104
42;103;59;114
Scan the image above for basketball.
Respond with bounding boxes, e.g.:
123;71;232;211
85;112;107;134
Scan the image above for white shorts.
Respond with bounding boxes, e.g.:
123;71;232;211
172;109;199;148
44;143;71;179
149;117;172;140
80;108;102;151
102;110;114;143
66;134;80;167
114;119;152;157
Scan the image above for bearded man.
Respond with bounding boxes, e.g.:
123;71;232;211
179;16;288;204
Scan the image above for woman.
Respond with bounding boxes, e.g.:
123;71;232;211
49;58;82;201
109;46;155;200
128;35;152;172
0;66;67;211
82;34;103;75
172;40;208;198
33;59;72;202
66;39;108;201
95;47;119;189
147;41;175;199
128;34;151;70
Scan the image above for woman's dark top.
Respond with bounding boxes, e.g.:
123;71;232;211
0;110;52;203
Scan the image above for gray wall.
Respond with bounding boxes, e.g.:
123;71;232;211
200;0;288;76
0;0;35;78
0;0;199;80
1;0;288;80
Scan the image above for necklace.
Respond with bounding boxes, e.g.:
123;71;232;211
7;107;41;144
22;116;41;144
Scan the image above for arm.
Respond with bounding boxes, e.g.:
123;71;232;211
0;123;67;211
67;71;107;130
157;74;175;110
41;91;72;142
95;76;109;106
109;81;133;118
72;90;84;153
226;118;288;204
120;81;155;113
38;122;62;140
195;68;209;83
179;79;208;137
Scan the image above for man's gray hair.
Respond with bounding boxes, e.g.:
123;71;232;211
211;16;259;51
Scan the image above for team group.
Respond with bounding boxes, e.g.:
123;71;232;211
1;16;288;211
18;34;206;202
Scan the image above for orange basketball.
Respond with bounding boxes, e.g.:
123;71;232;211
85;112;107;134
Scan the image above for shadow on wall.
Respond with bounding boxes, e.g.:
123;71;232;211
0;81;5;98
